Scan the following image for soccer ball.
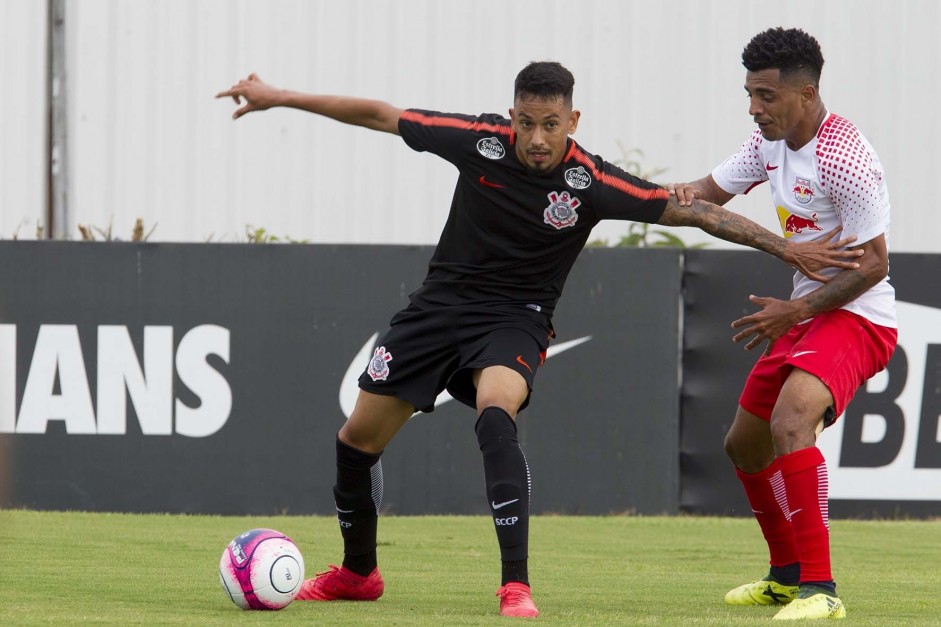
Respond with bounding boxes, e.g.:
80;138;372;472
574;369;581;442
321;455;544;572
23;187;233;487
219;528;305;610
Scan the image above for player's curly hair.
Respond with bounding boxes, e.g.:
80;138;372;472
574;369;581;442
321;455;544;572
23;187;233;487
514;61;574;105
742;27;824;86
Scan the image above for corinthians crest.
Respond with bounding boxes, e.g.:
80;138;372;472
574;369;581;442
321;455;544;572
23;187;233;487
367;345;393;381
544;190;581;230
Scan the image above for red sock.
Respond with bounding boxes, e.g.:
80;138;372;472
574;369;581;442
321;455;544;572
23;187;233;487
778;447;832;583
736;461;800;570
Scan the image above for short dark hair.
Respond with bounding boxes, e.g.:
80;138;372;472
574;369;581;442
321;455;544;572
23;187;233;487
514;61;575;105
742;27;824;86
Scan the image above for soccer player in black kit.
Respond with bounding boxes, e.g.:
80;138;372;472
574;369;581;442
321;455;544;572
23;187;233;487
217;62;861;618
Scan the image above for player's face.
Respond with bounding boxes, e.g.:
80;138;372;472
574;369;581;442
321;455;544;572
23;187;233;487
745;69;810;148
509;96;580;173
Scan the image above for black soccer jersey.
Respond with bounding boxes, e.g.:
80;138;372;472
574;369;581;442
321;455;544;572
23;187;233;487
399;109;669;315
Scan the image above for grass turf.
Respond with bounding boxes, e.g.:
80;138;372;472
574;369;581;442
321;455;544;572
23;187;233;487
1;511;939;625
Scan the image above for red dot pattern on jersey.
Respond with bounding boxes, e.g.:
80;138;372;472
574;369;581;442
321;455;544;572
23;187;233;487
815;115;884;235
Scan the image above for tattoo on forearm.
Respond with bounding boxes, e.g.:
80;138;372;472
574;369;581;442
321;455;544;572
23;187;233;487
687;201;784;256
803;270;870;314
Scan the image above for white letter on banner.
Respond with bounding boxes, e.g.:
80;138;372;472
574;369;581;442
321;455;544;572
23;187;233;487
175;325;231;437
17;325;96;434
0;325;15;433
819;301;941;500
97;326;173;435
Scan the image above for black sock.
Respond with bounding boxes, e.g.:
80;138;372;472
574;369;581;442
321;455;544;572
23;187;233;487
476;407;530;586
343;550;377;577
334;437;383;576
769;562;800;585
803;580;837;595
502;559;529;587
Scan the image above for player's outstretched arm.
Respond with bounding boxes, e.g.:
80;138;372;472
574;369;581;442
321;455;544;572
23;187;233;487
657;195;863;282
667;175;734;207
215;73;404;135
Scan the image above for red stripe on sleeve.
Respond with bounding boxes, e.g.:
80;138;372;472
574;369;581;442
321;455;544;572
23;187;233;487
568;147;669;201
399;110;513;136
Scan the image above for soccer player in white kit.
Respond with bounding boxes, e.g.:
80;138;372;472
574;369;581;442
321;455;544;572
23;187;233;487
671;27;897;621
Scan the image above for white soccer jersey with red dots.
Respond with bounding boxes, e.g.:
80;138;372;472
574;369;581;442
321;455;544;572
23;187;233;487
711;112;896;328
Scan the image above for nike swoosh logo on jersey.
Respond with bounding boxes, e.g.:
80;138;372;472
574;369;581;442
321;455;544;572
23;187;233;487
766;163;779;171
479;175;506;189
339;334;592;419
492;498;519;510
791;350;816;358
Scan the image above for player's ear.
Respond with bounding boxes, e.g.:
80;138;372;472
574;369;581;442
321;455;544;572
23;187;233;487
801;84;817;105
567;109;581;135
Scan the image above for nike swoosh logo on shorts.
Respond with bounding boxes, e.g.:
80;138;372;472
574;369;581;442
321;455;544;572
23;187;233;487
791;350;816;358
339;334;592;419
492;498;519;510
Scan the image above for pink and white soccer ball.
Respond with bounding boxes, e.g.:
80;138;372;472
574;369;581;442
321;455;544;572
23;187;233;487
219;528;305;610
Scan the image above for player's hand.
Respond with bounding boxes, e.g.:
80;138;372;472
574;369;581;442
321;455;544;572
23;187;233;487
784;227;863;282
731;294;805;352
666;183;701;207
215;73;280;119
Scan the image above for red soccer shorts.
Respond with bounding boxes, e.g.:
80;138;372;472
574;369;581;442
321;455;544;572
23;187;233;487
739;308;897;424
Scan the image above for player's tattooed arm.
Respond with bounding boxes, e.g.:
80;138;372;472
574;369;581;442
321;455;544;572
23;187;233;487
729;234;888;350
657;194;863;281
793;233;888;316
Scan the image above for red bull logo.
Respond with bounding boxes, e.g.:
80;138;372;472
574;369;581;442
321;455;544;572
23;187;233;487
784;212;823;234
792;177;815;204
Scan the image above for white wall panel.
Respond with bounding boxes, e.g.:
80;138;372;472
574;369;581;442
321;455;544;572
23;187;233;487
3;0;938;251
0;1;47;239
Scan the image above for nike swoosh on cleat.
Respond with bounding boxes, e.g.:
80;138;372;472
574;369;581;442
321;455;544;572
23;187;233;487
339;334;592;419
492;499;519;510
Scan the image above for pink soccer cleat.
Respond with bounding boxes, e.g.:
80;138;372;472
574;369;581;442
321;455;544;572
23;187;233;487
295;564;384;601
496;581;540;618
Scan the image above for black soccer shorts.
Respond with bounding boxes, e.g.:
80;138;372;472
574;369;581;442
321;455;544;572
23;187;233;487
358;302;552;413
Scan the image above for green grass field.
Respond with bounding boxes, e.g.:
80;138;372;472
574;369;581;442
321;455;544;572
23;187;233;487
1;511;939;625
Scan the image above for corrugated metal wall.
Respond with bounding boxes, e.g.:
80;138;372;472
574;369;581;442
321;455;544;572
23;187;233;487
1;1;47;238
2;0;939;251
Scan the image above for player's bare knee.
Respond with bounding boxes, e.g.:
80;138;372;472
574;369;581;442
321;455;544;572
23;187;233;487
769;414;816;455
725;434;770;472
723;432;740;463
475;387;524;418
337;424;385;455
476;398;520;419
